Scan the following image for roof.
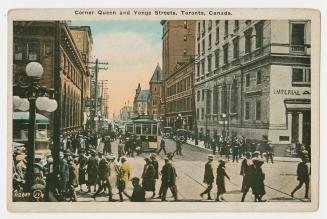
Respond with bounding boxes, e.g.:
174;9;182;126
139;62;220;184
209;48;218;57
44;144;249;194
136;90;150;102
13;112;49;123
150;64;162;83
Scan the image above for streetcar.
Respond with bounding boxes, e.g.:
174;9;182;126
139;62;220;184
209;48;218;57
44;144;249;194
124;114;159;153
13;112;51;159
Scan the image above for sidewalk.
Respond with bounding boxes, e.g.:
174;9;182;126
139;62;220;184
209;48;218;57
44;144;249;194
185;139;302;162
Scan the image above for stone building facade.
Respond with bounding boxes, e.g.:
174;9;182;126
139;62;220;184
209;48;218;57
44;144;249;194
133;83;150;116
195;20;311;145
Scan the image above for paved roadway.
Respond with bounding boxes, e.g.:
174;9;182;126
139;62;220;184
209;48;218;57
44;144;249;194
76;137;311;202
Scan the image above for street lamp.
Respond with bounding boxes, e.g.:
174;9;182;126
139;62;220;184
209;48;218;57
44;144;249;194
176;114;182;130
219;113;228;141
13;62;58;192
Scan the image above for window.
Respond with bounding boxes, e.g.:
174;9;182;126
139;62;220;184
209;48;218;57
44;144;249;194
208;34;212;48
213;85;219;114
14;42;25;60
245;74;250;87
257;70;262;84
255;100;261;120
292;68;311;84
233;37;239;59
255;21;264;48
207;55;212;73
202;39;205;53
198;43;200;55
197;108;199;120
184;35;187;41
183;21;187;29
197;90;200;101
215;50;219;69
231;80;238;113
201;59;205;75
223;44;229;64
202;89;205;101
221;83;227;114
198;22;201;34
202;20;206;33
183;49;187;55
215;27;219;43
224;21;229;38
206;89;212;115
234;20;239;31
196;63;200;77
27;42;39;61
245;28;252;53
245;102;250;120
291;23;305;45
201;108;204;120
208;20;212;30
44;43;53;57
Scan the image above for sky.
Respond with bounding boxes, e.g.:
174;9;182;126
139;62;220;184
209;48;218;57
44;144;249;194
71;20;162;118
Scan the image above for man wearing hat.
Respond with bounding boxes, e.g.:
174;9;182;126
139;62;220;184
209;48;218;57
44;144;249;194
141;158;156;198
150;153;159;198
118;156;130;201
86;150;98;193
59;151;70;194
291;156;310;199
123;177;145;202
200;155;215;200
157;138;167;155
93;152;109;200
266;143;274;163
216;160;230;201
15;154;26;188
106;154;120;201
160;157;178;201
78;149;87;192
240;152;256;202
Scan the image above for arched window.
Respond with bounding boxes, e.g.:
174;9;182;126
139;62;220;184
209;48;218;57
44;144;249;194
231;79;238;113
221;82;227;114
213;85;219;114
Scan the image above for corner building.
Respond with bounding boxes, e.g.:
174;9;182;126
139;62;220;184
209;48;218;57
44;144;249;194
161;20;196;130
194;20;311;146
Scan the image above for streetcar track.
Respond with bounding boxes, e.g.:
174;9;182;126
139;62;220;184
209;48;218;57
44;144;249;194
187;161;308;202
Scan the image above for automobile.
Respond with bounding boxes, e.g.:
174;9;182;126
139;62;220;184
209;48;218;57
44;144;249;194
175;129;190;143
162;127;173;139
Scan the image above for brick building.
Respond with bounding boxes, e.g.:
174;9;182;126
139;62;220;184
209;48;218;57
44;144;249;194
194;20;311;146
13;21;93;134
161;20;196;130
148;64;163;120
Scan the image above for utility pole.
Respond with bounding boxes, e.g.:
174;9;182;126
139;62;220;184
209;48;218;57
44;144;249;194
89;59;108;133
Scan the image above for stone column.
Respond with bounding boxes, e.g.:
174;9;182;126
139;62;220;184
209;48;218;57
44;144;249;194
298;112;303;144
287;112;292;143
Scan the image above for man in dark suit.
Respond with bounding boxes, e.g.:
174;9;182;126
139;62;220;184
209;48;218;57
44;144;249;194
161;157;178;201
150;153;159;198
291;156;310;199
157;139;167;155
200;155;215;200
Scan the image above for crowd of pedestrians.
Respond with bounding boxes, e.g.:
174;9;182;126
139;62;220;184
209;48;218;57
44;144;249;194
12;128;311;202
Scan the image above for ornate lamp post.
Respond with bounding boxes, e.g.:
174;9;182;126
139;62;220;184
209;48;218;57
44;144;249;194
13;62;58;192
219;113;228;141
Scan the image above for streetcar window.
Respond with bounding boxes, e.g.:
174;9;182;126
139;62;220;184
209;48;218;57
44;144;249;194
135;124;141;134
142;124;151;135
126;124;134;134
152;124;157;135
